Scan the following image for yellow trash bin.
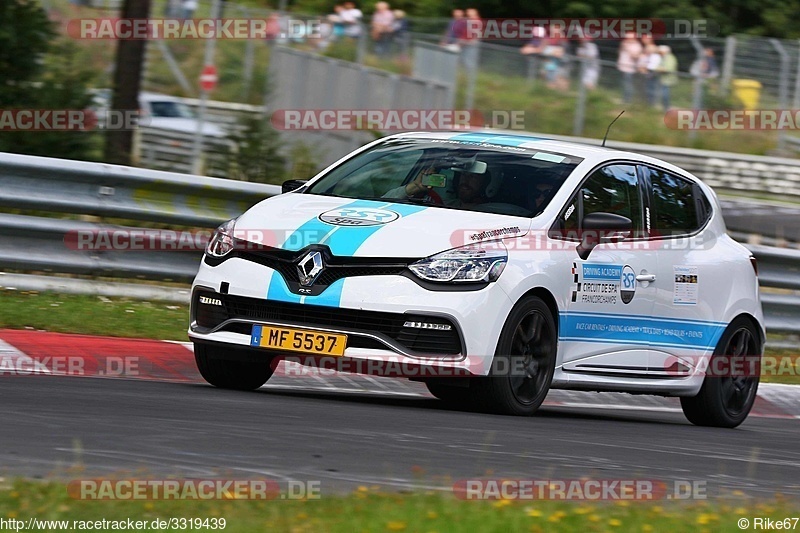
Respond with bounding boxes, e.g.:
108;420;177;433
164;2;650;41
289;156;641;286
731;79;762;110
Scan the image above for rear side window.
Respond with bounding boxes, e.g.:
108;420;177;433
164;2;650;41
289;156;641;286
648;168;711;236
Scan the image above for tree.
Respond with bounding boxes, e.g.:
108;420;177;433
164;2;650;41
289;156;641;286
0;0;54;108
223;114;288;184
0;0;97;159
104;0;152;165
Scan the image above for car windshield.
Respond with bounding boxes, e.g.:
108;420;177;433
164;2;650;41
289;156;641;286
305;138;582;217
148;100;196;119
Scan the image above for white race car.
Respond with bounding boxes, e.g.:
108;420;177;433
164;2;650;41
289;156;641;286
189;131;764;428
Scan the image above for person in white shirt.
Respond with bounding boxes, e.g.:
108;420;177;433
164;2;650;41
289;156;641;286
577;35;600;90
340;1;364;39
643;44;662;106
617;32;642;103
180;0;197;20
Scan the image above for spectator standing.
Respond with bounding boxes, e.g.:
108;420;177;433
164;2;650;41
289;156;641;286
617;32;642;103
329;5;346;40
164;0;180;17
657;45;678;110
180;0;197;20
392;10;410;59
264;12;281;42
341;2;364;40
644;44;661;106
441;9;465;51
458;8;482;71
701;47;720;78
542;25;568;90
371;2;395;57
520;25;547;82
576;35;600;90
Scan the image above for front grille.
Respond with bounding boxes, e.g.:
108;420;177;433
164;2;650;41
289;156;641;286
238;248;410;287
192;290;462;355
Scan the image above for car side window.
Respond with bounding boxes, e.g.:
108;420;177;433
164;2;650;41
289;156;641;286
561;164;643;236
647;168;711;236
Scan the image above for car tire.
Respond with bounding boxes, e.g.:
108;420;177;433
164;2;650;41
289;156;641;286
471;295;557;416
424;379;472;404
680;317;761;428
194;343;274;391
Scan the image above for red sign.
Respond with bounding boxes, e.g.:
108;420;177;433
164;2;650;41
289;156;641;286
199;64;218;92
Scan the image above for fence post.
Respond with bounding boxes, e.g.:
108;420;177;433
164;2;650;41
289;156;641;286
794;40;800;109
463;41;480;110
526;55;539;88
241;7;256;101
190;0;221;175
689;37;706;142
573;56;587;137
356;25;367;64
770;39;790;153
720;36;736;97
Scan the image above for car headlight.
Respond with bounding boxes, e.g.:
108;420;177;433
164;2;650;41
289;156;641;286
409;241;507;283
206;218;237;258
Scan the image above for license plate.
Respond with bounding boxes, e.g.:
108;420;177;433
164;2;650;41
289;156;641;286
250;325;347;356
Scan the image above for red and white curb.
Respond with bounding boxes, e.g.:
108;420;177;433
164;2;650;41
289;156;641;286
1;329;798;419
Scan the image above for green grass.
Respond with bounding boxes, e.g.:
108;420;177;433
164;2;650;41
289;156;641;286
1;478;798;532
0;290;188;341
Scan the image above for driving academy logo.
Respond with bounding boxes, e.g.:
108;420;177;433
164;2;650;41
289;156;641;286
571;262;636;305
318;208;400;227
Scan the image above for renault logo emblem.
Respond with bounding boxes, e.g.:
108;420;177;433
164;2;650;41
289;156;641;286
297;251;324;286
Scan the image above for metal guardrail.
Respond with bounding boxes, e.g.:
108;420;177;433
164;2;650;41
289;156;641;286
0;214;201;282
0;152;280;226
0;151;798;335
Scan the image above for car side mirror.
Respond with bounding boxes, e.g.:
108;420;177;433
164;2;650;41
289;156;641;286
576;212;632;260
282;179;308;194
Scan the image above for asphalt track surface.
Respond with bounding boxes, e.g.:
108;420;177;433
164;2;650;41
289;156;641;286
3;371;800;499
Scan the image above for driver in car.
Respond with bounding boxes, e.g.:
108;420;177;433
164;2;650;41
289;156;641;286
386;166;492;208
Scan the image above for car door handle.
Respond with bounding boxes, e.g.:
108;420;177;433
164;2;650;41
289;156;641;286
636;274;656;282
